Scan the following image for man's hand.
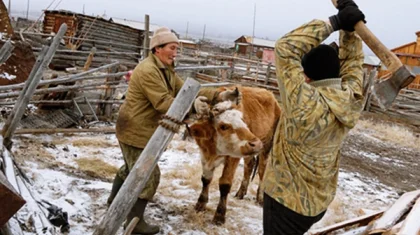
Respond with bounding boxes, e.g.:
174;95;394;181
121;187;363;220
329;2;366;32
194;96;210;116
336;0;358;10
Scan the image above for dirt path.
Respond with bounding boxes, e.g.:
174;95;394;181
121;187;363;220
340;118;420;194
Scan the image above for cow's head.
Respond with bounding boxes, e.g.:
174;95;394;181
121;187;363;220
189;88;263;157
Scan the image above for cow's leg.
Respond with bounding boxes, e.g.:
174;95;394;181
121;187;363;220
256;152;268;206
213;156;240;225
235;156;256;199
195;163;215;212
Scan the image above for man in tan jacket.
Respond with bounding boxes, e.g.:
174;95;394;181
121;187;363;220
107;27;225;234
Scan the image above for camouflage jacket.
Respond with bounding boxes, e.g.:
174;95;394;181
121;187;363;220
263;20;364;216
116;54;218;148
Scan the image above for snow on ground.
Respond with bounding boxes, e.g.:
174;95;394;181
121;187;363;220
7;129;399;235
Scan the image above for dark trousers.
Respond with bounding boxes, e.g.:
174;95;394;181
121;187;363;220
263;193;325;235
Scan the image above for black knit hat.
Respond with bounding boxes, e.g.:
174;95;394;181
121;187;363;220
301;44;340;81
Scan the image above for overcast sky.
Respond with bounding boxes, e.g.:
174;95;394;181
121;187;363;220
8;0;420;53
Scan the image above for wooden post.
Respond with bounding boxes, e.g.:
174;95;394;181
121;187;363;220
143;14;150;59
364;69;378;112
104;65;119;119
265;63;272;85
0;40;14;64
1;23;67;149
83;47;97;71
93;78;201;235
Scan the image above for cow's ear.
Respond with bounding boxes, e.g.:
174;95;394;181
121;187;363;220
234;87;242;105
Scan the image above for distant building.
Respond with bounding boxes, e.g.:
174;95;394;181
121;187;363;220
234;35;275;62
379;31;420;89
109;17;162;33
179;39;198;50
363;55;381;72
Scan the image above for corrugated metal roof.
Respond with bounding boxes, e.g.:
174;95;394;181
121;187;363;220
110;18;161;32
245;36;276;48
364;55;381;66
179;39;196;45
411;66;420;75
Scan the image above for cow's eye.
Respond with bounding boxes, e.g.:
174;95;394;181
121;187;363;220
219;124;230;131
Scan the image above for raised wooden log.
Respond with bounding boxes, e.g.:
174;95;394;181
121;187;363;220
93;78;201;235
1;24;67;149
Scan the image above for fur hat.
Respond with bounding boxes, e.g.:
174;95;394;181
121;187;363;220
150;27;179;50
302;44;340;81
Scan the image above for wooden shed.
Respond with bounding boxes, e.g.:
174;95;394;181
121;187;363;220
42;10;144;68
379;31;420;90
234;35;275;59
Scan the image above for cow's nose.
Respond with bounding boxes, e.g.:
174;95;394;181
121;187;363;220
248;139;263;150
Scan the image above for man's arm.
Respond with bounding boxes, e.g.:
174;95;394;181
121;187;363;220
275;20;333;112
339;30;364;99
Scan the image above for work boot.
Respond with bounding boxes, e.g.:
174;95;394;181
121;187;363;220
126;199;160;235
107;174;124;206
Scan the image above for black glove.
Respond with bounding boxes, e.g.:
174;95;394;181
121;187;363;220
329;5;366;32
336;0;358;10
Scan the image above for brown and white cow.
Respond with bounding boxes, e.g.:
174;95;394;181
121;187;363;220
188;86;281;225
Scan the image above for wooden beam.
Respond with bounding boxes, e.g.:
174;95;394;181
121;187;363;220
93;78;201;235
0;62;120;91
367;190;420;234
308;210;383;235
397;197;420;235
14;127;116;135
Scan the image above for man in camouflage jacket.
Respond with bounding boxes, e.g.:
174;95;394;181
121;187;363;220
263;1;367;234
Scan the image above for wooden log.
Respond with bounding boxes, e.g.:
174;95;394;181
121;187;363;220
93;78;201;235
104;66;118;118
1;24;67;149
397;197;420;235
1;46;49;147
0;80;124;99
83;47;96;71
0;99;124;105
14;127;116;135
143;14;150;58
31;48;141;56
308;210;383;235
20;31;144;50
367;190;420;234
0;171;26;227
0;62;121;91
0;40;14;64
175;65;230;71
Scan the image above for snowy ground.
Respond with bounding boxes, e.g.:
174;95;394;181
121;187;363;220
4;117;412;235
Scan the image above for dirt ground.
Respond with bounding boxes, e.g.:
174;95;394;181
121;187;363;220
340;112;420;194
